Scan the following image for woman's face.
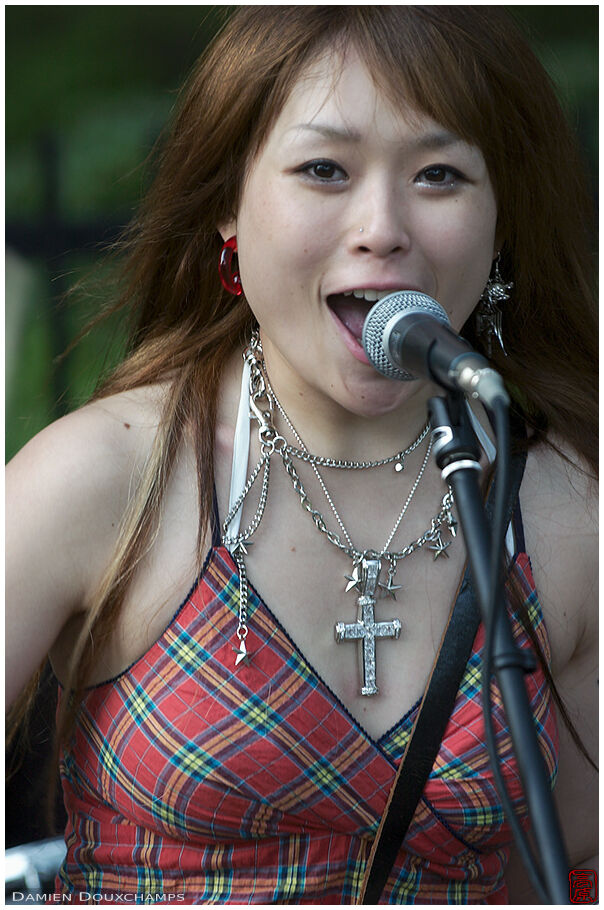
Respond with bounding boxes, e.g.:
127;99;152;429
221;48;498;418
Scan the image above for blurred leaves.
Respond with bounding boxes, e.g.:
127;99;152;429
510;6;597;174
6;7;225;141
6;7;226;218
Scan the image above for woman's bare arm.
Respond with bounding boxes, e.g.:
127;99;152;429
5;392;161;707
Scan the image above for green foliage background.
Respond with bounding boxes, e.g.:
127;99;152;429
5;6;598;462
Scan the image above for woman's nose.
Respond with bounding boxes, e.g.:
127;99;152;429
351;185;411;257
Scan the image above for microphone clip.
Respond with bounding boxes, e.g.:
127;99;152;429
428;393;481;475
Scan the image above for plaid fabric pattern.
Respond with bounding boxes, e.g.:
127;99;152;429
56;547;557;904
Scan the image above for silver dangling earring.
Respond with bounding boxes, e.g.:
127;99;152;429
475;252;513;357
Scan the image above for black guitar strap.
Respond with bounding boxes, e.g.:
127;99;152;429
359;446;527;904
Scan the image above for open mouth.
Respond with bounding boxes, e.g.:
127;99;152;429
327;289;392;343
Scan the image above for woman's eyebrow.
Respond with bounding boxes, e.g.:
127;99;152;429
286;123;363;142
286;123;467;150
411;129;466;150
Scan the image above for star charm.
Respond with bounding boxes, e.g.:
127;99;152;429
379;577;403;600
232;639;251;666
232;539;253;556
429;535;451;560
344;564;362;593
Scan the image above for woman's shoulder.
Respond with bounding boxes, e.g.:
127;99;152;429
519;436;597;674
6;384;170;607
10;383;168;488
520;435;597;549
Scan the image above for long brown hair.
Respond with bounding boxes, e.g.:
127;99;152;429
10;6;597;766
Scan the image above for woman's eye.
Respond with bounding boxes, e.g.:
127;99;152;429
300;160;348;183
416;165;463;187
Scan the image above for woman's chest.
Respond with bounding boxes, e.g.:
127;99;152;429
53;421;464;741
228;464;467;739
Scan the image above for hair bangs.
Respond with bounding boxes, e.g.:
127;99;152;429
345;10;503;167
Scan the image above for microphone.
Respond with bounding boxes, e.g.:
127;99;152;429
362;290;509;408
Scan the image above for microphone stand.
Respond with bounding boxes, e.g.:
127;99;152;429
427;391;569;905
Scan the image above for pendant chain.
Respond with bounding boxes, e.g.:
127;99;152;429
265;367;432;556
222;335;458;669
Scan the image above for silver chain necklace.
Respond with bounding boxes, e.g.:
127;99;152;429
222;335;458;691
266;367;432;561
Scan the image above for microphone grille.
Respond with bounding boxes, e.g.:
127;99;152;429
362;290;450;381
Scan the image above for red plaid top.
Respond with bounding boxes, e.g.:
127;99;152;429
55;543;557;904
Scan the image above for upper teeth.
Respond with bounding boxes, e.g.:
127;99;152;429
344;289;392;302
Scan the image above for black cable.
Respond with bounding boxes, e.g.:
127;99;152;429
481;397;550;904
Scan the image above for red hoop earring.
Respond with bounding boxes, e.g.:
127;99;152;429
218;236;242;296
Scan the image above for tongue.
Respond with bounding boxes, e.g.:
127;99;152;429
328;294;371;341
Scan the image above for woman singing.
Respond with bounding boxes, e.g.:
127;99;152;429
7;7;597;904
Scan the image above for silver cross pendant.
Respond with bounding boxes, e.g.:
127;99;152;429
334;557;402;696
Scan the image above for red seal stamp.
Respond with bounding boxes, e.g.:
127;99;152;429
569;869;598;904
